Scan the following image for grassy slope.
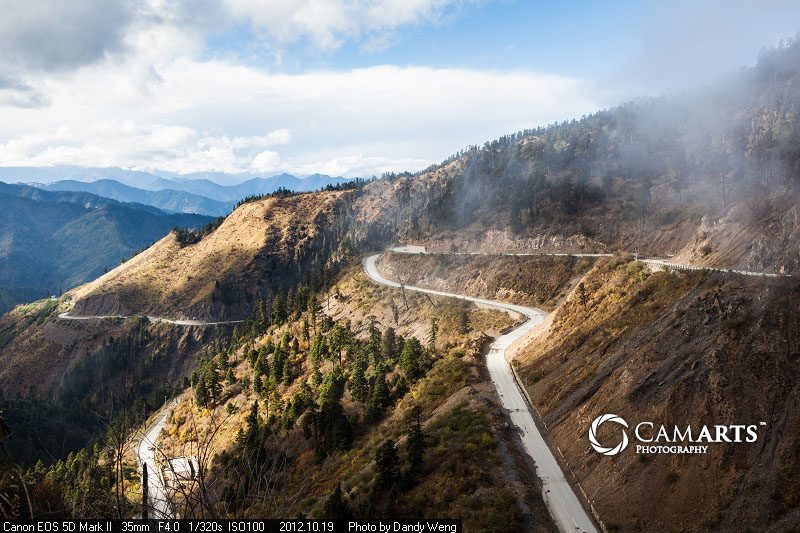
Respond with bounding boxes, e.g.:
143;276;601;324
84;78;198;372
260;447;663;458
68;192;344;320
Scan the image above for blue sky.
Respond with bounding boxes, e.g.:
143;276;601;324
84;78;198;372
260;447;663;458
0;0;798;180
295;1;644;75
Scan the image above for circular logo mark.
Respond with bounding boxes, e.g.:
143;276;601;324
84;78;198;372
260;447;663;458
589;414;629;456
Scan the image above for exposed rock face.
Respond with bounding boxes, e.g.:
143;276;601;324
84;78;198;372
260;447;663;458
71;293;129;317
673;202;800;275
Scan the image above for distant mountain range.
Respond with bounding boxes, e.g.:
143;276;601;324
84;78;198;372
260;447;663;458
0;182;213;314
0;167;355;216
38;179;233;216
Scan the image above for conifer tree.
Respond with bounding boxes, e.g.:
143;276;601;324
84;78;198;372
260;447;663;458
400;337;424;382
322;483;350;519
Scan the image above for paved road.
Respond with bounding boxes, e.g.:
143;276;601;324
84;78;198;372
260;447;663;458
57;311;243;326
135;401;178;519
390;246;789;277
363;254;598;533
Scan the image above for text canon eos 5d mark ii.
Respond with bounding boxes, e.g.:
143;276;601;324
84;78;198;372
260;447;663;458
3;521;461;533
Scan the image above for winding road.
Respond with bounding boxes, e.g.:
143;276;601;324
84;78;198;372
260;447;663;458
58;311;243;326
135;400;179;519
363;254;598;533
390;246;789;278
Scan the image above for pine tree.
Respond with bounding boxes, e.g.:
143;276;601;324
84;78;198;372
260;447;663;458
427;317;439;353
406;406;427;471
381;327;396;364
225;368;236;385
349;353;369;403
400;337;424;382
206;360;222;406
195;377;209;407
366;365;390;423
330;324;350;365
374;440;399;490
272;288;287;325
317;367;352;455
270;345;286;388
322;483;350;519
254;349;269;377
311;355;322;388
282;358;293;386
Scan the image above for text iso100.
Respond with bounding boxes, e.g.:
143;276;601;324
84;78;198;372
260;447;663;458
278;522;334;532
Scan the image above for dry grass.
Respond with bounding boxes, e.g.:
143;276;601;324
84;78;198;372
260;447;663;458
67;192;345;318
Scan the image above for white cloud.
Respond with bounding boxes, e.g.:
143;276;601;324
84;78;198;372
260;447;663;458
250;150;282;172
0;55;601;176
224;0;476;52
0;0;605;179
0;120;295;174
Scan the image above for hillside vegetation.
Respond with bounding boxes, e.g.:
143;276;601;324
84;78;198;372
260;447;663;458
382;251;800;531
2;260;557;532
514;259;800;531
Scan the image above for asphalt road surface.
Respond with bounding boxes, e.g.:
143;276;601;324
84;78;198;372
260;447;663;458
363;253;598;533
135;401;178;519
390;246;788;277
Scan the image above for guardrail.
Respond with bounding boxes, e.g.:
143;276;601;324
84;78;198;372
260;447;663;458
641;259;790;277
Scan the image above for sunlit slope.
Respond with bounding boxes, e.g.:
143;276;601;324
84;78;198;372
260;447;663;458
68;191;345;320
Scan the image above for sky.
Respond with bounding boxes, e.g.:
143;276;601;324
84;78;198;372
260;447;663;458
0;0;798;180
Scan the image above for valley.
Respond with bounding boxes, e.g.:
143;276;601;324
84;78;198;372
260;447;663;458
2;30;800;533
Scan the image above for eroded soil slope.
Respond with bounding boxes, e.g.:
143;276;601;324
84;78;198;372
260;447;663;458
516;258;800;531
378;251;593;311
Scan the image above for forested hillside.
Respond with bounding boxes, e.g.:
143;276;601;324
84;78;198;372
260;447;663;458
359;39;800;273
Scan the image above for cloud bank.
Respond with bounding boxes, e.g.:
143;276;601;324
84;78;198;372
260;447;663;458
2;0;729;178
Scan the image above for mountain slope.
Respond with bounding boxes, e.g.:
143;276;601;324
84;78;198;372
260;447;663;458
67;190;349;320
351;40;800;276
0;183;212;313
42;179;233;216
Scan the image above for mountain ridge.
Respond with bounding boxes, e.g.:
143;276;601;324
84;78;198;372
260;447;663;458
0;182;213;313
